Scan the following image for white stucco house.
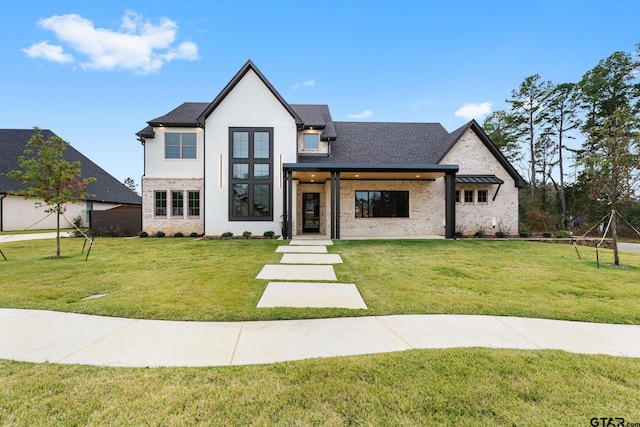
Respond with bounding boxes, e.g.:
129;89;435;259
136;60;525;239
0;129;141;232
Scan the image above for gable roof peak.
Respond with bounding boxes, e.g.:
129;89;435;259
197;60;302;126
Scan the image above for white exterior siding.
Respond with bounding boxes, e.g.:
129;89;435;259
203;69;298;236
1;196;124;231
144;127;204;179
440;128;519;234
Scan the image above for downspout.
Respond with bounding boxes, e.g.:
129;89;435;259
0;194;5;231
201;125;206;236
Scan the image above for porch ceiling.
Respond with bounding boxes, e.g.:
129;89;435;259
292;171;444;183
285;163;458;184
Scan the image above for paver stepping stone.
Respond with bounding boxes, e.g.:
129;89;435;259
290;239;333;246
280;253;342;264
275;246;327;253
257;282;367;309
256;265;337;281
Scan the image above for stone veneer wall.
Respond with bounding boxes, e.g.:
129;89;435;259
142;177;204;235
336;179;446;237
440;128;520;235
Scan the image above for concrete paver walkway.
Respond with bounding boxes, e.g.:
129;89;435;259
1;308;639;367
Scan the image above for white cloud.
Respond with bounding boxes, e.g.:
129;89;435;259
348;109;373;119
294;80;315;89
22;41;74;63
413;98;429;110
23;11;199;73
454;102;492;120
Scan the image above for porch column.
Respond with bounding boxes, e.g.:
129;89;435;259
445;171;456;239
330;171;341;239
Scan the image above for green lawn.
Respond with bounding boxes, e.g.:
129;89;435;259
0;237;638;323
2;349;639;425
2;237;640;424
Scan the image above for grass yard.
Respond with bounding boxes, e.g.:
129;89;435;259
2;237;640;424
2;349;640;425
0;237;638;323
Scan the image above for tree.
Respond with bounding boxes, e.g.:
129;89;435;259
507;74;553;200
544;83;581;227
482;110;523;165
579;108;639;265
124;177;138;194
7;128;95;258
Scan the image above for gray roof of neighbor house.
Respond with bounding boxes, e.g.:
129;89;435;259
0;129;142;205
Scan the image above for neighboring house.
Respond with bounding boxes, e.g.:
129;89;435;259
0;129;141;232
137;60;525;239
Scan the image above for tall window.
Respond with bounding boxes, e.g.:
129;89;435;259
477;189;488;203
355;191;409;218
303;133;319;150
155;191;167;216
229;128;273;220
172;191;184;216
188;191;200;216
165;133;197;159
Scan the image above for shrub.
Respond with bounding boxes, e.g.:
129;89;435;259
474;230;485;238
174;232;184;238
190;232;199;238
542;232;553;238
554;230;571;238
111;225;125;237
454;231;464;239
526;208;552;233
242;231;252;239
221;232;233;239
155;231;166;238
263;230;275;238
138;231;149;238
519;231;529;238
495;231;506;238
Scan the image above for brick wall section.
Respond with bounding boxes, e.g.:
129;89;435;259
441;128;520;235
337;179;446;237
142;178;204;235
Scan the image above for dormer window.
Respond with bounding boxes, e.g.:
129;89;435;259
303;133;319;150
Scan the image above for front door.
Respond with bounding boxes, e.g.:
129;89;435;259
302;193;320;232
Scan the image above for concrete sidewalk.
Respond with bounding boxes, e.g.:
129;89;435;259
1;308;639;368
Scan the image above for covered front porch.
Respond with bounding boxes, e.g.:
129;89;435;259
281;164;459;240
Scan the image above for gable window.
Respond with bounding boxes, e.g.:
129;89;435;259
229;128;273;221
464;190;474;203
355;191;409;218
477;189;488;203
155;191;167;216
303;133;319;150
165;133;197;159
172;191;184;216
188;191;200;216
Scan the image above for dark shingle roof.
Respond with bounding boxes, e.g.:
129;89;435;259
1;129;141;205
290;105;337;140
299;121;450;164
148;102;209;127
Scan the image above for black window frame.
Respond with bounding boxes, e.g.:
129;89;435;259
188;191;200;217
155;191;167;217
464;189;474;203
477;189;488;203
355;190;409;218
171;190;184;217
229;127;273;221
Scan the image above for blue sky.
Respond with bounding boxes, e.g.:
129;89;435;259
2;0;638;185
